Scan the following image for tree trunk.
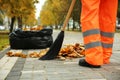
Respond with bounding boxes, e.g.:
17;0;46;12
10;16;15;33
55;25;58;29
17;16;22;29
67;23;69;31
72;20;76;31
79;23;81;31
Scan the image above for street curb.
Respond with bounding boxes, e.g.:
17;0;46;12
0;46;10;59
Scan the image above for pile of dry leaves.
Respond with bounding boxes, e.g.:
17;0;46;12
6;43;85;60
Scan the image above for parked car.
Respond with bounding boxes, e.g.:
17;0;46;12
0;25;5;30
116;24;120;29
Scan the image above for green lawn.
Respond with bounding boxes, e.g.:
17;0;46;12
0;34;9;51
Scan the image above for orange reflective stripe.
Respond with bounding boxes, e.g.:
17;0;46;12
83;29;100;37
101;31;114;48
100;31;114;38
85;41;101;49
84;34;101;44
84;40;113;49
102;42;113;48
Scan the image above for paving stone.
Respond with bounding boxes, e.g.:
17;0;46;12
7;72;21;77
19;72;33;80
5;76;20;80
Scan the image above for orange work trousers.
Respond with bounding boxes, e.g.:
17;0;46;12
80;0;118;65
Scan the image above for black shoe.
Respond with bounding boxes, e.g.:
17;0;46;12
79;59;101;68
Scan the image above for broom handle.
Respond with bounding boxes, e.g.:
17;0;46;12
61;0;76;31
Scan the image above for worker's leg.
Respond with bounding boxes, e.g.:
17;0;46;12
99;0;118;64
80;0;103;65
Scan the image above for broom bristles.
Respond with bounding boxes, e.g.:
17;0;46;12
39;0;76;60
39;31;64;60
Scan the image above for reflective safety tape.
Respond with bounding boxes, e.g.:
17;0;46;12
83;29;100;37
100;31;114;38
85;41;101;49
102;42;113;48
85;41;113;49
83;29;114;38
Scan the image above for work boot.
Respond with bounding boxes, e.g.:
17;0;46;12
78;59;101;68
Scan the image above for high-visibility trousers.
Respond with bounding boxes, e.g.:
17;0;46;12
80;0;118;65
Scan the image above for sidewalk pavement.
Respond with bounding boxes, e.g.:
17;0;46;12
0;30;120;80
